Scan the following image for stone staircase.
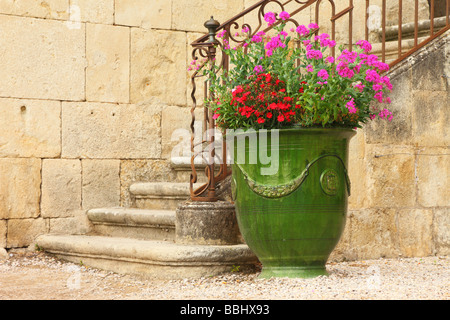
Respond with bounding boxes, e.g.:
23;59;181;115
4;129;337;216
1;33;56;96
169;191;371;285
370;16;448;64
36;165;258;280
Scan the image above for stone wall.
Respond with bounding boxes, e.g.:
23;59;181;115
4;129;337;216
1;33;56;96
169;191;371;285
0;0;247;249
332;30;450;261
0;1;448;261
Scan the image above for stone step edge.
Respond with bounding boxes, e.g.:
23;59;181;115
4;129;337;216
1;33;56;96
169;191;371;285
35;234;258;279
87;207;175;229
129;182;201;199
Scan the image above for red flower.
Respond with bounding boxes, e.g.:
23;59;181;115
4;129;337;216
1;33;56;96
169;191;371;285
267;112;273;119
277;114;285;122
257;118;265;124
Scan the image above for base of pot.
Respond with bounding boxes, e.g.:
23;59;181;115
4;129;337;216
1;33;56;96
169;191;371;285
258;266;329;279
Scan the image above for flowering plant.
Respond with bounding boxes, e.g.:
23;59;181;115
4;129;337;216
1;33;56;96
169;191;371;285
199;11;393;130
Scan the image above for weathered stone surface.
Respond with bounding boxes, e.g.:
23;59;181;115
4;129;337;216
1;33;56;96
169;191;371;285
120;160;177;207
345;209;399;260
0;14;85;101
73;0;114;24
62;101;162;159
82;160;121;210
412;91;449;147
115;0;171;29
0;158;41;220
434;207;450;255
41;159;82;218
176;201;242;245
365;144;416;208
130;29;187;106
348;130;368;210
416;148;449;207
0;247;7;260
0;0;69;19
412;44;447;91
7;218;47;248
48;213;92;236
397;209;433;257
161;105;204;160
86;23;130;103
172;0;244;33
0;220;6;248
0;98;61;158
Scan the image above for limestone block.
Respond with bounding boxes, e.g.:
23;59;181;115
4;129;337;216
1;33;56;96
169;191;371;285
172;0;244;33
412;46;447;92
397;209;433;257
7;218;47;248
0;98;61;158
115;0;171;29
130;28;187;106
412;91;449;147
345;208;399;260
348;130;368;210
82;160;120;210
71;0;114;24
86;23;130;103
161;105;204;160
41;159;82;218
62;101;162;159
365;144;416;208
119;160;177;207
48;213;92;235
416;148;449;207
0;0;69;19
0;219;6;248
434;207;450;255
0;15;85;101
0;158;41;219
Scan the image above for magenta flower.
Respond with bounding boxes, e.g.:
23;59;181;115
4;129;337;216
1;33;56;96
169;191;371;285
279;11;290;21
254;65;264;74
264;12;276;26
308;23;319;29
306;50;323;60
346;99;357;114
306;64;314;72
356;40;372;53
318;69;329;80
296;25;310;37
326;56;335;64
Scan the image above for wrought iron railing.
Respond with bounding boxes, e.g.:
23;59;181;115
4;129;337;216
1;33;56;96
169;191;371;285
188;0;450;202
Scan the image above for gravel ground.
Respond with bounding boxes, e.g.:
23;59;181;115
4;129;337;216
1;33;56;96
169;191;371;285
0;249;448;301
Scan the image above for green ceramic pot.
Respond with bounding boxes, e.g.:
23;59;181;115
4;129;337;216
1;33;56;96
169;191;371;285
230;127;356;278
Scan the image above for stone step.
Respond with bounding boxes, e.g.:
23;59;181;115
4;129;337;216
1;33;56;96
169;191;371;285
87;207;175;241
129;182;198;210
371;36;429;65
35;234;258;279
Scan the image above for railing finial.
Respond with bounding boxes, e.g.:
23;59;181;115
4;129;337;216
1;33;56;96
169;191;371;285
204;16;220;43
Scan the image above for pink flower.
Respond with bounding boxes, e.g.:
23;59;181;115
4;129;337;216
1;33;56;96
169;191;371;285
374;91;384;103
306;50;323;60
306;64;314;72
264;12;277;26
346;98;357;114
251;31;266;43
217;30;227;39
365;69;381;83
213;113;220;120
326;56;335;64
254;65;264;74
308;23;319;29
279;11;290;21
356;40;372;53
378;108;393;121
296;25;310;37
318;69;329;80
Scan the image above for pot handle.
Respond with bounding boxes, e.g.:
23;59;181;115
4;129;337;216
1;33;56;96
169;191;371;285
234;154;351;198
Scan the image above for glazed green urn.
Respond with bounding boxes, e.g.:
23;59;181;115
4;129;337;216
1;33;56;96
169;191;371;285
230;127;356;278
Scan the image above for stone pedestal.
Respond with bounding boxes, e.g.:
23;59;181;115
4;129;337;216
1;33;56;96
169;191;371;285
175;201;242;245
